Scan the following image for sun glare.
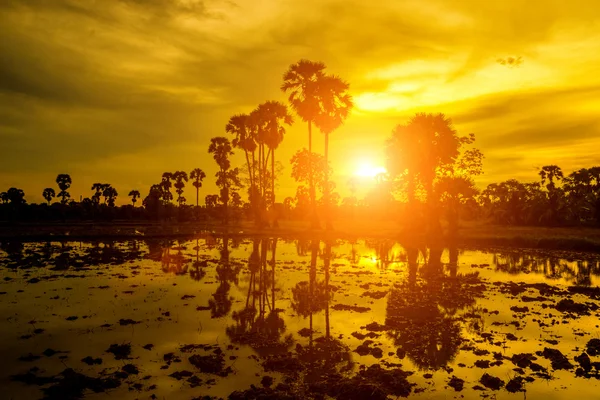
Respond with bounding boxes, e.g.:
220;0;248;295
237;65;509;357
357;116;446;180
355;162;387;178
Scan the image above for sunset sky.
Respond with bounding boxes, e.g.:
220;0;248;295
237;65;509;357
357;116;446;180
1;0;600;204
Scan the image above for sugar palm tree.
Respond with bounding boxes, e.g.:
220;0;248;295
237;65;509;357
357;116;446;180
189;168;206;207
173;171;188;206
282;59;327;228
254;101;293;210
209;137;240;224
161;172;174;204
226;114;256;193
42;188;55;205
56;174;72;204
314;74;353;229
128;190;140;206
102;185;118;206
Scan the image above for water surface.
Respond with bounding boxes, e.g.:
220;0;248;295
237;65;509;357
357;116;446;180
1;236;599;399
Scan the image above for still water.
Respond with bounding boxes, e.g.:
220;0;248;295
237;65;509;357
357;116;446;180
1;236;599;399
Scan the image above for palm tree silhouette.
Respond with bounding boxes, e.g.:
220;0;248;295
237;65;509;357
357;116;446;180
314;74;353;230
128;190;140;206
161;172;174;204
208;137;240;224
172;171;188;206
102;185;118;206
254;101;293;215
42;188;55;205
189;168;206;207
56;174;72;204
282;59;327;228
91;183;109;205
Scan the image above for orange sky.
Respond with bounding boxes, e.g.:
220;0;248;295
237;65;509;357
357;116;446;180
1;0;600;204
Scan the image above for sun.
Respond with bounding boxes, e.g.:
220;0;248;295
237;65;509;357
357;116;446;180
354;162;387;178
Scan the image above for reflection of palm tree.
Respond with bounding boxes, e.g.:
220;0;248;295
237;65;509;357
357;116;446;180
386;245;481;371
190;239;206;281
161;244;189;275
226;238;294;356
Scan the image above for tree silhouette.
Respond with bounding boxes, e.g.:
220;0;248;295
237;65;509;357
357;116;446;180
102;185;118;207
56;174;72;204
254;101;293;215
539;165;564;225
209;137;241;224
42;188;55;205
0;192;7;204
6;188;25;204
226;114;259;217
161;172;174;204
91;183;109;205
128;190;140;206
172;171;188;206
189;168;206;207
314;74;353;229
282;59;327;228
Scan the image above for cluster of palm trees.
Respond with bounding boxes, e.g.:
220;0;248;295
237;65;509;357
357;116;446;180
221;59;353;228
480;165;600;225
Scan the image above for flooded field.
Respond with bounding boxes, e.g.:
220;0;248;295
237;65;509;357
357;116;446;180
1;235;600;399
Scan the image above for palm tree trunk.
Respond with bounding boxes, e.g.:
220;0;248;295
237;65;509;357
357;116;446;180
308;121;319;229
324;132;332;230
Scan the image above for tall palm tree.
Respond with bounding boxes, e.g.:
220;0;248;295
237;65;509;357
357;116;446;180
209;137;240;224
42;188;55;205
173;171;188;206
254;101;293;211
189;168;206;207
314;74;353;229
56;174;72;204
102;185;118;206
282;59;327;228
128;190;140;206
91;183;108;205
226;114;256;194
161;172;174;204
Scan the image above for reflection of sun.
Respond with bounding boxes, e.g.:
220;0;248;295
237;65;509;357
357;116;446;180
355;162;386;178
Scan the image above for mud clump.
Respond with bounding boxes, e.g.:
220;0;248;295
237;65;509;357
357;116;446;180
575;353;592;372
81;356;103;365
511;353;536;368
506;376;525;393
189;351;232;377
448;376;464;391
332;304;371;313
362;291;388;300
330;365;415;400
106;343;131;360
541;348;573;370
229;385;302;400
555;299;589;314
587;339;600;356
44;368;121;399
479;373;504;390
363;322;388;332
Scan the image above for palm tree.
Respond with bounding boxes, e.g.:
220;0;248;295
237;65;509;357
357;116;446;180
314;74;353;229
128;190;140;206
56;174;72;204
102;185;118;206
91;183;106;205
189;168;206;207
254;101;293;211
173;171;188;206
208;137;240;224
42;188;55;205
161;172;174;204
282;59;327;228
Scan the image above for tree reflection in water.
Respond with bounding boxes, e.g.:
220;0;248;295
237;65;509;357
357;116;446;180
386;243;484;371
208;234;241;319
226;238;293;357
